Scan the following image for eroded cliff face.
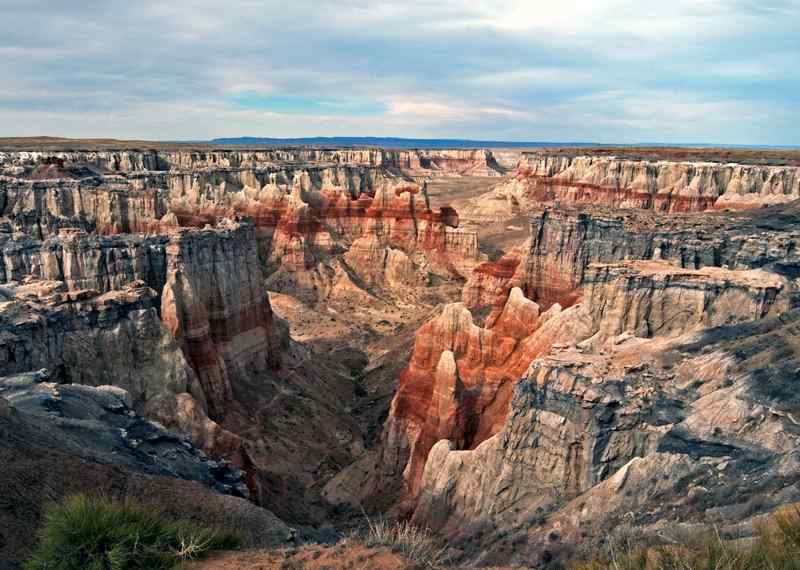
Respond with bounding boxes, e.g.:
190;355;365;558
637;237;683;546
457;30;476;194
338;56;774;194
464;205;800;311
0;147;495;526
377;204;798;566
0;280;201;415
6;142;800;565
255;176;481;302
348;254;788;505
0;229;168;291
464;154;800;221
0;147;504;178
413;301;800;566
0;215;367;522
382;289;591;501
160;220;283;420
319;195;800;567
1;155;483;304
0;220;282;452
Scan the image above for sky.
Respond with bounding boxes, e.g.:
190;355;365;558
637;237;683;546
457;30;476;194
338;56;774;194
1;0;798;144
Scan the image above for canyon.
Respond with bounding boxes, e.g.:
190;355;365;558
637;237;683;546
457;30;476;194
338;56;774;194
2;140;800;568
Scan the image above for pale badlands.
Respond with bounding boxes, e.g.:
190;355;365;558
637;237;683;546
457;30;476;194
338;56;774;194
2;143;800;568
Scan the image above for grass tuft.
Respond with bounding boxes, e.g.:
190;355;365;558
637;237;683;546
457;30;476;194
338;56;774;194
25;495;240;570
572;506;800;570
357;511;448;568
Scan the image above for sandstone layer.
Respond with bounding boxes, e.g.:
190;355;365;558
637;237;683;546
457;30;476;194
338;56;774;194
464;203;800;311
413;300;800;566
1;152;483;304
0;147;504;179
464;153;800;222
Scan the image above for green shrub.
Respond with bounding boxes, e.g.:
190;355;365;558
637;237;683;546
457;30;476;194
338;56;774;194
25;495;240;570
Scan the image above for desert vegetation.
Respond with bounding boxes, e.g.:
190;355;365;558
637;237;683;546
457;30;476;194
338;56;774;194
355;514;448;568
25;495;240;570
573;507;800;570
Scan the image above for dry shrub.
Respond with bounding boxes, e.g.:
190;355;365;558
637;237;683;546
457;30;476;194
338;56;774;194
357;514;448;568
572;506;800;570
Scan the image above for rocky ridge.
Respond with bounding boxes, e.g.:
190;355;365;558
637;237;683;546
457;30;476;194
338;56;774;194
0;147;504;178
0;373;292;568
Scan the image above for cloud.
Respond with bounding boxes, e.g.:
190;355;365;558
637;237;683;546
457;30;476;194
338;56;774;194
0;0;796;144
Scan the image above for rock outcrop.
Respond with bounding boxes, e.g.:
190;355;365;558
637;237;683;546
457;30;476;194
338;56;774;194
0;280;200;424
0;229;168;291
0;218;285;429
0;374;291;568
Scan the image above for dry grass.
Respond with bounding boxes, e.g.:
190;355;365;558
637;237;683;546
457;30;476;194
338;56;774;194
356;513;449;568
573;506;800;570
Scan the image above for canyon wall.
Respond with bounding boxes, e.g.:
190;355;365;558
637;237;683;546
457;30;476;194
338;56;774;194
464;205;800;311
7;143;800;566
361;255;788;504
416;208;798;567
0;147;493;524
0;148;504;178
325;198;800;567
413;300;800;566
160;220;284;420
0;211;362;521
465;154;800;221
0;220;286;450
1;155;483;303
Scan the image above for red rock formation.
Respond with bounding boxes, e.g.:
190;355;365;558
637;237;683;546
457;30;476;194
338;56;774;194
410;271;798;568
1;152;483;303
0;146;496;526
387;287;576;498
462;250;524;310
381;231;792;505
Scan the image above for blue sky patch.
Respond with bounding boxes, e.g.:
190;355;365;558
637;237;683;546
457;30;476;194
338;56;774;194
228;93;385;116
